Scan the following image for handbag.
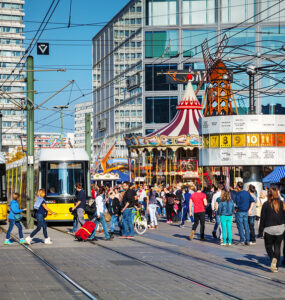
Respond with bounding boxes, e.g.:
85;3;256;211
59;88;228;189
104;211;111;222
14;213;22;222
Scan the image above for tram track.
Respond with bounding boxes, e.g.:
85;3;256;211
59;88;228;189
51;226;249;300
129;235;285;286
0;225;99;300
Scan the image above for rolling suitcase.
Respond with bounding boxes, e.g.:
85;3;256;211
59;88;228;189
75;221;96;241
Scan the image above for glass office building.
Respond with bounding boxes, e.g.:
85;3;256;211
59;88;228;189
92;0;285;156
0;0;25;153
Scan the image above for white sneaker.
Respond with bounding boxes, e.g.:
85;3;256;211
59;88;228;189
270;258;277;273
25;236;32;245
44;237;53;245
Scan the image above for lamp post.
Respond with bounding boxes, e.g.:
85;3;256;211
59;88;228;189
246;65;257;115
53;105;70;147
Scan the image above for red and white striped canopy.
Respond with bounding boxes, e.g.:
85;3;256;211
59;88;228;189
148;79;202;137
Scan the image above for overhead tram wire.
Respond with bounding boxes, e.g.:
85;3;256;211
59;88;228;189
35;3;285;130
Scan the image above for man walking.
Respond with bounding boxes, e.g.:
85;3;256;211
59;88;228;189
72;183;86;231
235;182;255;245
121;181;135;238
189;184;207;241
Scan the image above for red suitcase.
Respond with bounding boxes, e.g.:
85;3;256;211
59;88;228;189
75;221;96;241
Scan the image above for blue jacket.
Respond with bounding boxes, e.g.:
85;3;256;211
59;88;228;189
217;201;235;216
9;200;24;220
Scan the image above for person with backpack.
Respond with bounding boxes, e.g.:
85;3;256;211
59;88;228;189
165;189;176;224
88;187;112;241
217;190;235;246
72;182;87;231
4;193;26;245
25;189;56;245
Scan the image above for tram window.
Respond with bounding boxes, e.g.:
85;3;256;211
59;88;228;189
47;162;85;196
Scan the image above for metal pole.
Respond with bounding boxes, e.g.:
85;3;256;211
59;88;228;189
26;56;34;229
0;112;2;151
60;109;63;146
85;113;91;160
249;74;255;114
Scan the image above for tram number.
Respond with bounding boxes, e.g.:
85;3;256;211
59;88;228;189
247;134;260;147
277;134;285;146
233;134;246;147
210;135;219;148
220;134;231;148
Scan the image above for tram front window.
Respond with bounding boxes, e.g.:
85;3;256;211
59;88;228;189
47;162;85;196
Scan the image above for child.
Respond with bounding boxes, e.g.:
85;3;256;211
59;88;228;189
4;193;26;245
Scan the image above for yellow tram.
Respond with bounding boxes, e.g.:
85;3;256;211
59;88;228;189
0;152;7;222
6;148;90;221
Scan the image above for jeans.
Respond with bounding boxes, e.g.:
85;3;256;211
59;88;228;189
248;216;256;242
30;213;48;239
181;207;189;225
131;208;136;224
122;208;134;237
264;233;283;266
76;208;85;231
72;215;77;232
110;215;121;233
220;215;233;244
148;204;157;226
192;212;205;239
213;212;222;238
6;219;23;239
90;213;110;240
236;211;250;243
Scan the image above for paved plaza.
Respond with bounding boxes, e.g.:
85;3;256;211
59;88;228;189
0;219;284;300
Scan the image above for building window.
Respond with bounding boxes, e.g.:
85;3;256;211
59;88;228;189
183;0;216;24
131;19;135;24
145;97;177;124
222;28;256;57
262;27;285;54
261;0;285;23
137;6;142;12
221;0;255;23
146;0;177;26
145;31;178;58
145;64;177;91
183;30;216;57
131;110;136;117
136;18;142;24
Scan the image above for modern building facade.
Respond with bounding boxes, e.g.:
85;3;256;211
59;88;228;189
74;101;93;152
92;0;285;157
0;0;25;153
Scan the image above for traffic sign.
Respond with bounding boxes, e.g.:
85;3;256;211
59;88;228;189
37;43;49;55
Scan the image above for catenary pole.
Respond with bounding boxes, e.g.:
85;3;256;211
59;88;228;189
26;56;34;229
85;113;91;160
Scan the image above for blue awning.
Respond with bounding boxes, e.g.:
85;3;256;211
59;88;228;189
262;167;285;183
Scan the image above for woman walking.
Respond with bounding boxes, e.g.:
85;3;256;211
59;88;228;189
4;193;26;245
88;187;111;241
248;184;258;245
147;187;158;229
258;186;285;273
165;189;175;224
25;189;56;245
217;190;235;246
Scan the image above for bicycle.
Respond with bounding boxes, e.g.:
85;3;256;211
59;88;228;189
133;208;147;235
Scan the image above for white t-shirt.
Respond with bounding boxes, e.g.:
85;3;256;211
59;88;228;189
137;189;146;203
95;195;106;217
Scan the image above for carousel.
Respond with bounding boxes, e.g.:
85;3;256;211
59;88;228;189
125;75;211;186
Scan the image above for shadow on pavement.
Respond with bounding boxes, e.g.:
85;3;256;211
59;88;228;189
225;255;269;272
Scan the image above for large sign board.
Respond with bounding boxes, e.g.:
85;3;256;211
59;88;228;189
200;115;285;166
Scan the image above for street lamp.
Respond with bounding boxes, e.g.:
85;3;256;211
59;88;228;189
53;105;70;147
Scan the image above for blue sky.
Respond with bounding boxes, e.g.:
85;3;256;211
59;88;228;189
24;0;129;133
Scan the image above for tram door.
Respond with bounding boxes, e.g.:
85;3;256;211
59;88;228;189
0;164;7;221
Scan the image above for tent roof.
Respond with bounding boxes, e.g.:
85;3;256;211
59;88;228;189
262;167;285;183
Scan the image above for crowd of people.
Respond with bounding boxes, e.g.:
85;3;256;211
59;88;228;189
3;180;285;273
